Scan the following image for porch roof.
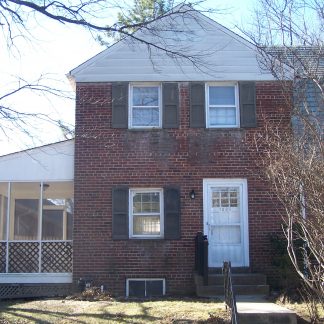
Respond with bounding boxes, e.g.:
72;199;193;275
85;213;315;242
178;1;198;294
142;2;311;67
0;140;74;182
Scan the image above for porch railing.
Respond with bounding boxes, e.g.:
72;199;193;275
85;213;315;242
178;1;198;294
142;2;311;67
195;232;208;285
223;261;238;324
0;241;72;273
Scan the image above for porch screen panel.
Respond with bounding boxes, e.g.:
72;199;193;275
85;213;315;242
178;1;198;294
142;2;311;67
42;182;74;241
0;181;74;276
11;183;40;241
14;200;39;240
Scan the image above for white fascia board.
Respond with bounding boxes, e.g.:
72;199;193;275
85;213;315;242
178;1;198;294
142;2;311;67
69;40;125;79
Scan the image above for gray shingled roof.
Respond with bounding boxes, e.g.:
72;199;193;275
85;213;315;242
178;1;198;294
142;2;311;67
267;46;324;78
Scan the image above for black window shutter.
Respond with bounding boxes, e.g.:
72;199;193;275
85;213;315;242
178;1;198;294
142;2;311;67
239;81;257;127
112;186;129;239
162;83;179;128
164;187;180;240
112;82;128;128
190;82;205;128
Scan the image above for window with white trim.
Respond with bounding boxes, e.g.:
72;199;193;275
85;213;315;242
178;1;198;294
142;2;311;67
129;189;163;238
206;83;239;128
129;83;161;128
126;278;165;297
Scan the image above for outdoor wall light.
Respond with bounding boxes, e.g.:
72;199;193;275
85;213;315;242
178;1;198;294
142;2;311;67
190;189;196;199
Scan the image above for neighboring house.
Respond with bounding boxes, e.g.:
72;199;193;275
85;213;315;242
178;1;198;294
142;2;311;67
266;46;323;138
0;5;293;297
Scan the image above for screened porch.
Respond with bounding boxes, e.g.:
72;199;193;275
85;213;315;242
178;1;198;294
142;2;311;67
0;181;73;283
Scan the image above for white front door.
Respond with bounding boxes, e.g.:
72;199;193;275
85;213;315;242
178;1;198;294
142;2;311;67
203;179;249;267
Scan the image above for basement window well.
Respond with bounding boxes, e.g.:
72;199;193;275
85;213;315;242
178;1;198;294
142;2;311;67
126;278;165;297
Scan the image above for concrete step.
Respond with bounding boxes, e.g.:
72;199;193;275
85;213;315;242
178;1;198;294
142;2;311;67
196;284;269;297
237;301;297;324
208;267;251;274
195;273;267;286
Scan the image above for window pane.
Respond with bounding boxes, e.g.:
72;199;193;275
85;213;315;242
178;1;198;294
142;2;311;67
133;215;160;235
209;86;235;105
132;107;159;126
133;87;159;106
0;183;8;241
210;106;236;126
128;280;145;297
133;192;160;213
146;280;164;297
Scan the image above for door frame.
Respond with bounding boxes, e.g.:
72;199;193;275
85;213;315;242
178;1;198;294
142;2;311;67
203;178;250;267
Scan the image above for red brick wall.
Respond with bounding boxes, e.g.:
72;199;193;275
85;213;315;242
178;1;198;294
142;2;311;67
74;81;291;295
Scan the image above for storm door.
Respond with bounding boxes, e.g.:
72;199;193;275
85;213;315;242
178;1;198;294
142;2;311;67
203;179;249;267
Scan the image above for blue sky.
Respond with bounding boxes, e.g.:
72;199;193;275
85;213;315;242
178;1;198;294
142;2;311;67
0;0;256;155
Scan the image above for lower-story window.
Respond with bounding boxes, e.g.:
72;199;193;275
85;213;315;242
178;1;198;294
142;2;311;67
129;189;164;238
126;278;165;297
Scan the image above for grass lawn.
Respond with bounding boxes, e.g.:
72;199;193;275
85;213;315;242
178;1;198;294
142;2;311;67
0;296;322;323
277;301;324;324
0;298;230;323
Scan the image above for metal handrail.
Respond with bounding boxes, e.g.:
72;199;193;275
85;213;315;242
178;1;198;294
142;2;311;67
223;261;238;324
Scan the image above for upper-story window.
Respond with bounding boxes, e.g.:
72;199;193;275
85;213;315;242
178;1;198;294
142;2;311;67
206;83;239;128
129;83;162;128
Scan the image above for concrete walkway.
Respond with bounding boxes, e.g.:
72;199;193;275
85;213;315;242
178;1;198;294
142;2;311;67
235;296;297;324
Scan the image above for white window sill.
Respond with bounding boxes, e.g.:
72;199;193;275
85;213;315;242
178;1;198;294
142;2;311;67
207;125;240;129
128;127;162;130
129;236;164;239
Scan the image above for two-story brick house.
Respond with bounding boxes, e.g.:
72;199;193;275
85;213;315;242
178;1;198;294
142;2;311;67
0;5;291;297
68;6;290;297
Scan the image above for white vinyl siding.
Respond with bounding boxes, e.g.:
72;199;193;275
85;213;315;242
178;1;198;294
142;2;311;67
69;8;276;83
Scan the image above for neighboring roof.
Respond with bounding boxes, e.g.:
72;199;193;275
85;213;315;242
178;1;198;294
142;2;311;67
0;140;74;181
68;4;276;83
267;46;324;78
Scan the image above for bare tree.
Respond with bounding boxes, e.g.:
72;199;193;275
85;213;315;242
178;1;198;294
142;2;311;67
245;0;323;320
0;0;216;144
